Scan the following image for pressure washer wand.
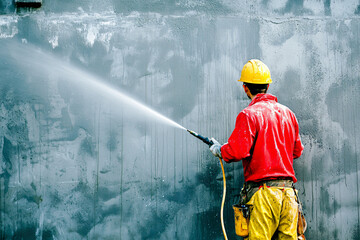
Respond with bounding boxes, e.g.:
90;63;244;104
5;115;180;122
187;129;214;146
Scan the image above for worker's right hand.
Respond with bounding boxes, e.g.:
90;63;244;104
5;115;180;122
210;138;222;158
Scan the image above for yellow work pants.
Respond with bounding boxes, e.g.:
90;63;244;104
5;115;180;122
245;185;298;240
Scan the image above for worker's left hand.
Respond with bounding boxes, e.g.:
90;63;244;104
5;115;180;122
210;138;222;158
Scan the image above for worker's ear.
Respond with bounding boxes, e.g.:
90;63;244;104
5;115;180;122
266;84;269;91
243;84;249;94
242;84;247;92
243;84;253;100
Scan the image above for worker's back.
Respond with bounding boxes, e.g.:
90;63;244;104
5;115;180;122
241;93;303;182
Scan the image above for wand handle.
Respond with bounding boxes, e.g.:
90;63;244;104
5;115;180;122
187;129;214;146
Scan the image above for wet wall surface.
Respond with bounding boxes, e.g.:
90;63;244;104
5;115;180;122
1;0;360;239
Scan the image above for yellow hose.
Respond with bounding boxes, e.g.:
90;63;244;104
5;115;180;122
219;157;228;240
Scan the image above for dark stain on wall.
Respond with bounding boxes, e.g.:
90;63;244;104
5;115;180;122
324;0;331;16
1;137;15;195
166;183;195;204
280;0;313;15
352;226;360;240
139;211;170;239
0;0;15;13
355;4;360;15
319;186;340;217
12;225;37;240
191;207;223;239
67;182;96;237
106;130;118;151
80;136;96;157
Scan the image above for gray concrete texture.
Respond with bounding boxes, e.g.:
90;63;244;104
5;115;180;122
0;0;360;239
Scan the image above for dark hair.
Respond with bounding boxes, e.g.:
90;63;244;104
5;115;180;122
244;83;269;95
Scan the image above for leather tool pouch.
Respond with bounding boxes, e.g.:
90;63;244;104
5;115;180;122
297;205;307;239
293;187;307;240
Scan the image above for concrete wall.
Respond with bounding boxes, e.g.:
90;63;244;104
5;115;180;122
1;0;360;239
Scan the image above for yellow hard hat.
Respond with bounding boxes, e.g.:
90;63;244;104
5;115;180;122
239;59;272;84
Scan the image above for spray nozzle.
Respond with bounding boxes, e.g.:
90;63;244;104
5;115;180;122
187;129;214;146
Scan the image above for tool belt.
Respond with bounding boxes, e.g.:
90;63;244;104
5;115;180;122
236;178;307;239
241;178;294;203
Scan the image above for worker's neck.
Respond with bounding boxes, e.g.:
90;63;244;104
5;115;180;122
248;93;255;100
249;92;267;100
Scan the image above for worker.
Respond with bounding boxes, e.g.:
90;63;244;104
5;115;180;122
209;59;304;240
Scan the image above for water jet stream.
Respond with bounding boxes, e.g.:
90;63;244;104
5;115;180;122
3;41;186;131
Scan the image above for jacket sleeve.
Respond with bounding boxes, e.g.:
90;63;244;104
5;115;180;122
293;117;304;159
220;112;256;163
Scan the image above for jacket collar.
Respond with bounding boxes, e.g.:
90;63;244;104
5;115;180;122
249;93;278;106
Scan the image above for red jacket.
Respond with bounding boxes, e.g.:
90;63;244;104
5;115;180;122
220;94;303;183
